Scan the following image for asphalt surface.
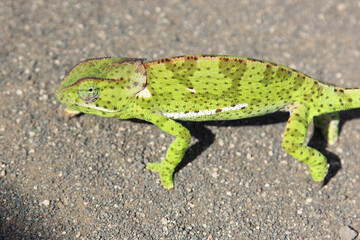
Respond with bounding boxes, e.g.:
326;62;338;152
1;1;360;239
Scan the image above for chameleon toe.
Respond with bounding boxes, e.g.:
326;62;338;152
146;162;162;172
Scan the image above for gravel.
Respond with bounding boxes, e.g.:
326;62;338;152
1;0;360;239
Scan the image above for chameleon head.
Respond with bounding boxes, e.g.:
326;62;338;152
55;57;147;117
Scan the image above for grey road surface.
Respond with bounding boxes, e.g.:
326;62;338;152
1;1;359;239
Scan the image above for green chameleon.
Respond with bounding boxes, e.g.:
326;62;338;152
55;55;360;190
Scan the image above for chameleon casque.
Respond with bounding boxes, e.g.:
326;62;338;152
56;55;360;190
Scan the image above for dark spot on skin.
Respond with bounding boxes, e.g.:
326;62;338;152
215;109;222;113
348;98;353;102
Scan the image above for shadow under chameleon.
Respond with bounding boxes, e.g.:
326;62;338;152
78;108;360;186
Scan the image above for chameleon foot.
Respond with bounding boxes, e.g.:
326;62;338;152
308;162;328;182
146;162;174;190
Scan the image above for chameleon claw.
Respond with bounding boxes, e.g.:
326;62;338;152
146;162;175;190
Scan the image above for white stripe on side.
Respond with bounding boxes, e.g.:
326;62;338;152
162;103;248;119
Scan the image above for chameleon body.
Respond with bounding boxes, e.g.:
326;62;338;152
56;55;360;190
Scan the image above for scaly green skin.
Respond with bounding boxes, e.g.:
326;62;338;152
56;55;360;190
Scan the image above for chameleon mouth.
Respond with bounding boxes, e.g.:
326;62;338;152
55;85;66;100
58;94;117;113
55;89;65;102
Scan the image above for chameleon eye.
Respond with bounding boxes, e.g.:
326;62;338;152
78;82;99;102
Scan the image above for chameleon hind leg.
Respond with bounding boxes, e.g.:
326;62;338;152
282;104;328;182
143;112;191;190
314;112;340;145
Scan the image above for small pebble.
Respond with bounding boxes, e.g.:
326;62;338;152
161;218;167;225
297;209;303;215
339;226;358;240
41;200;50;207
16;89;23;96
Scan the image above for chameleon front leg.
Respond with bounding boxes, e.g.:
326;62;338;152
314;112;340;145
137;110;191;190
282;104;328;182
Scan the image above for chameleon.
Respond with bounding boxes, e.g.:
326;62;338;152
55;55;360;190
